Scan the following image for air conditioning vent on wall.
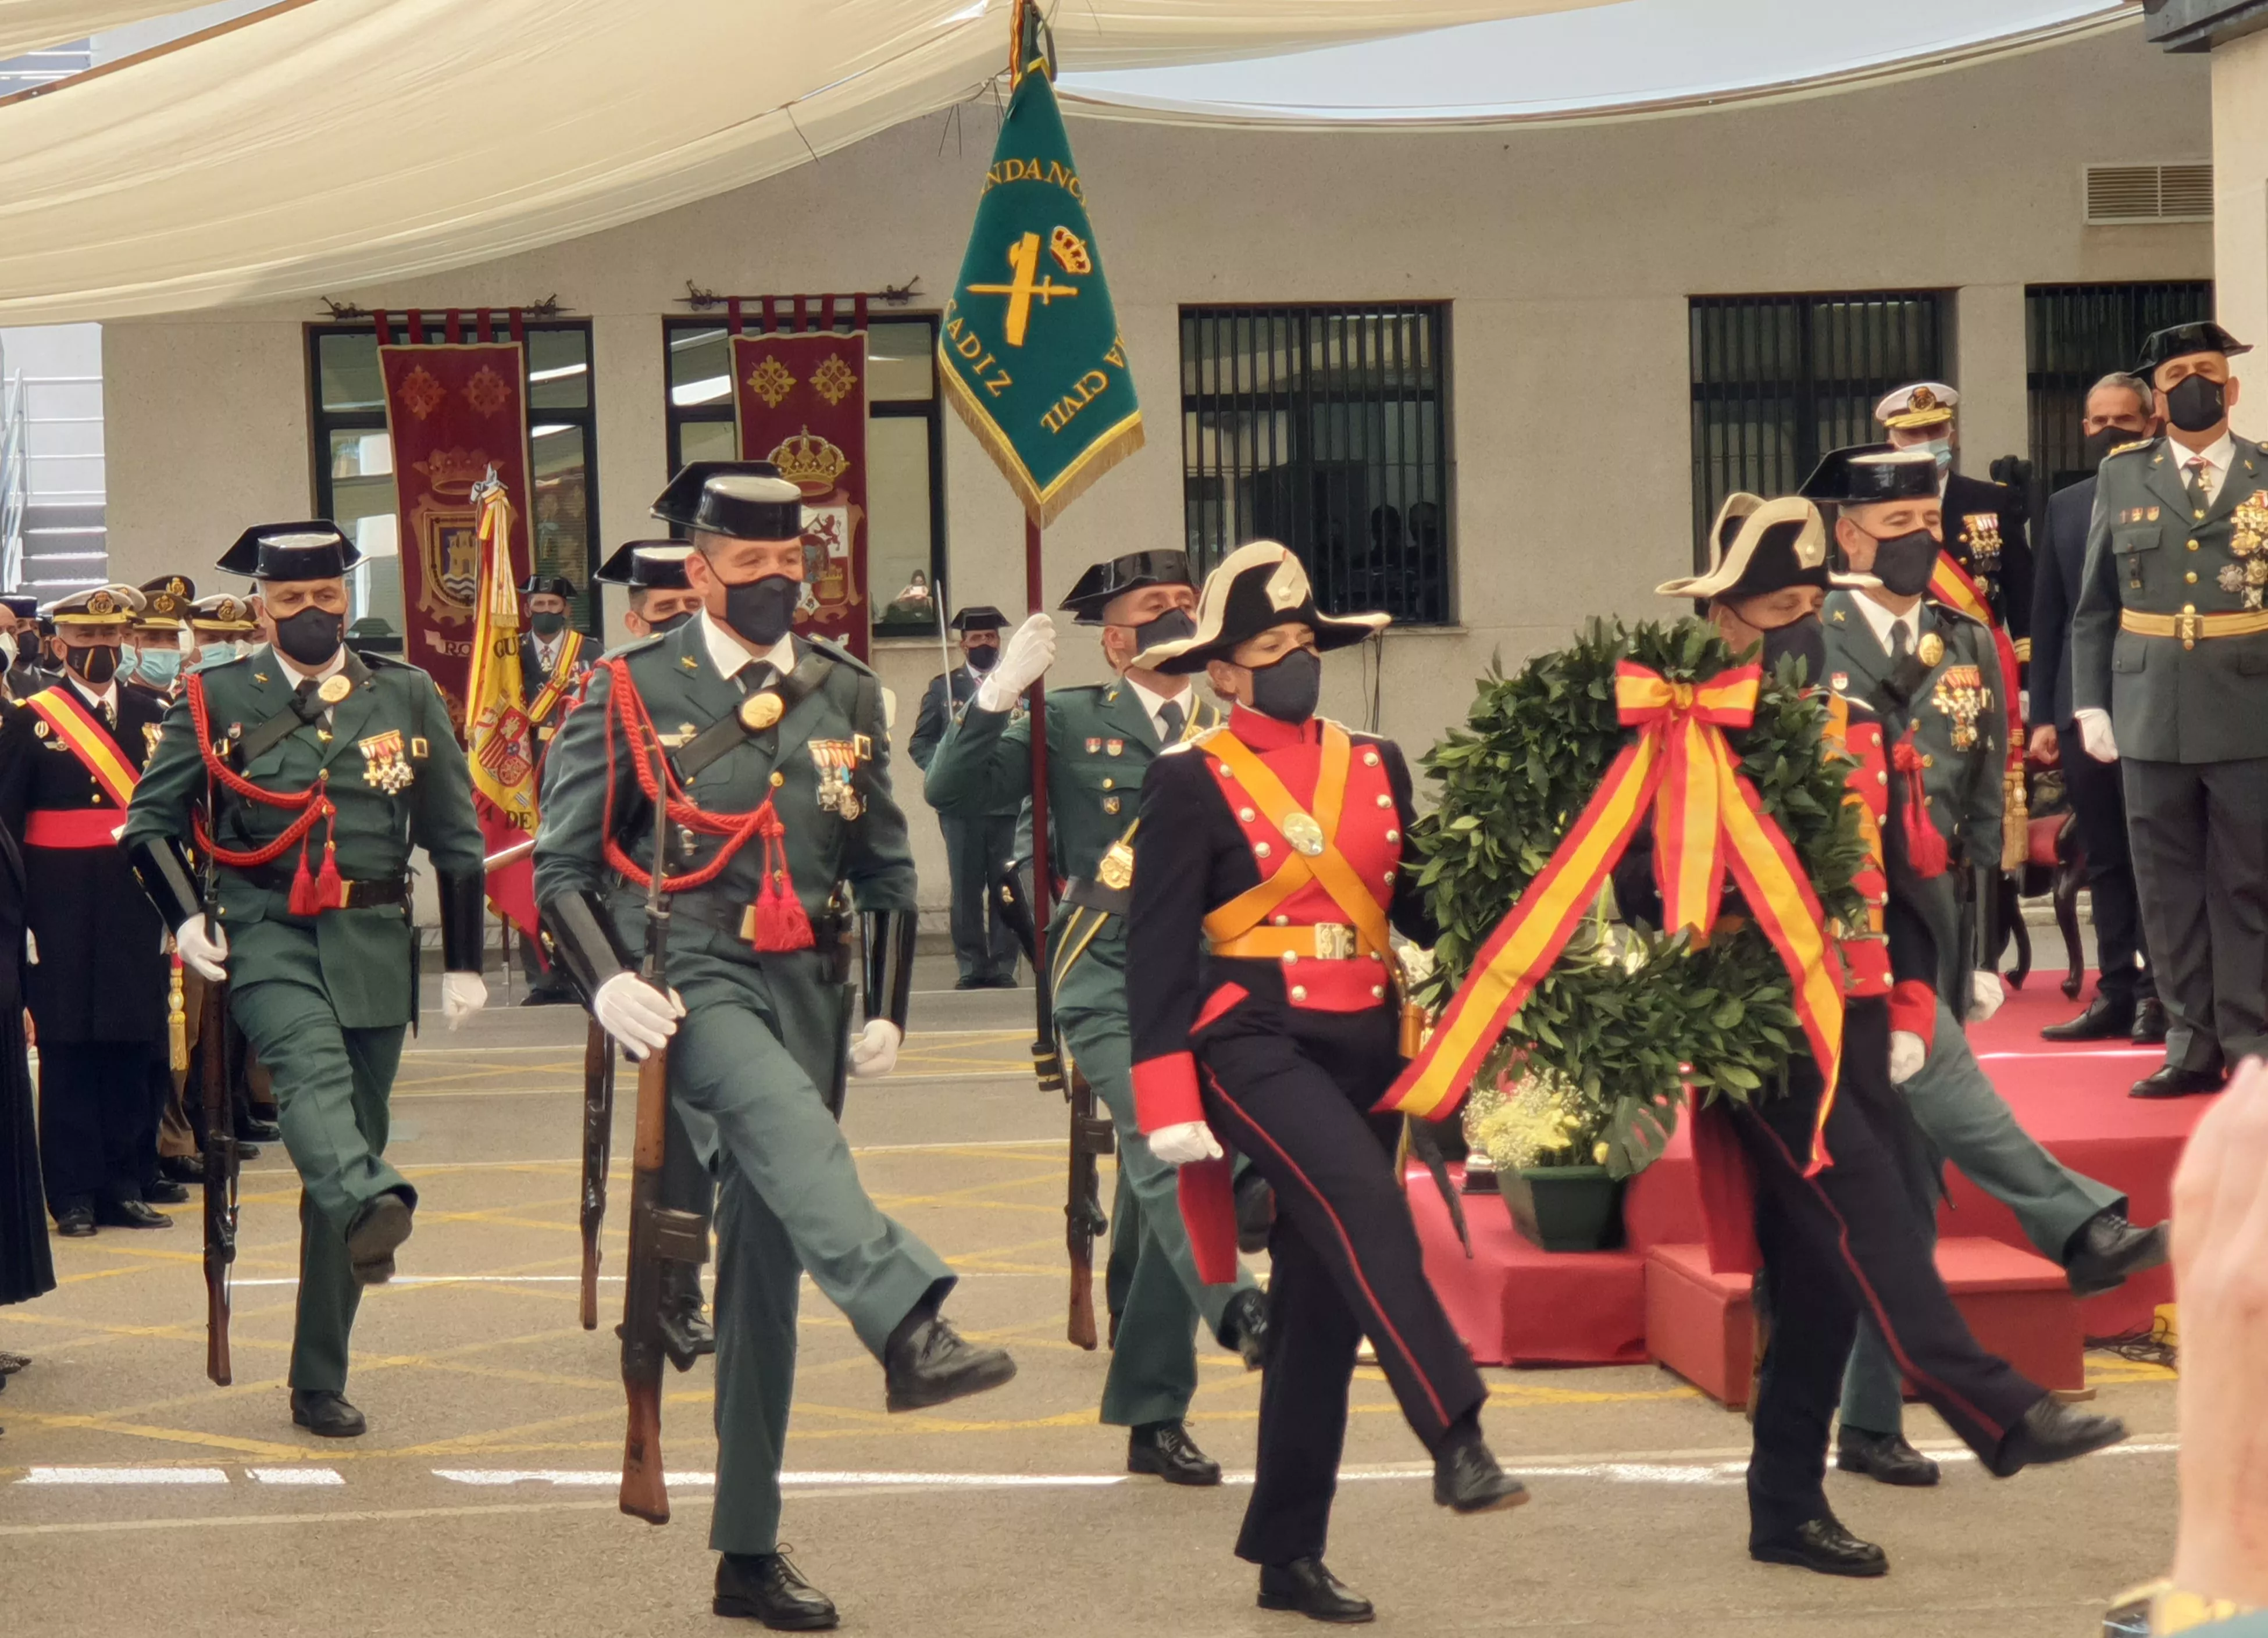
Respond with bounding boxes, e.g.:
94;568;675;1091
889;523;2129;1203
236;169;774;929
2086;163;2214;224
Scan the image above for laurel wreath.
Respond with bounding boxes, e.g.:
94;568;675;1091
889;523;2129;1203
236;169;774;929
1408;618;1868;1179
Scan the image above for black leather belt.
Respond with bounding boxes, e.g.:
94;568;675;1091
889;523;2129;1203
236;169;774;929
1061;876;1129;918
666;892;854;959
241;865;411;909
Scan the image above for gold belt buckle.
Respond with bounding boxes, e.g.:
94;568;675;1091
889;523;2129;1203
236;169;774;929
1315;924;1356;961
2178;609;2203;648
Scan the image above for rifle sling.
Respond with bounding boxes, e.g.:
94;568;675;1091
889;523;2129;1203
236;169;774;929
234;651;374;768
672;657;837;781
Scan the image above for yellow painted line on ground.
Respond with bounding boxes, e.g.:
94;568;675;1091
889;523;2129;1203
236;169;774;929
0;1410;311;1461
0;1494;714;1539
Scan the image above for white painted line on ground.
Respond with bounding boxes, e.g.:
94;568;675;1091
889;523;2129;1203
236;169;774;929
435;1469;715;1487
19;1467;230;1486
243;1137;1056;1179
231;1275;629;1288
1975;1047;2158;1061
248;1469;344;1486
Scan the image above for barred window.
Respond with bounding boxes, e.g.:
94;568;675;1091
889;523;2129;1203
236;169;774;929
1689;292;1949;562
1181;304;1453;624
2026;281;2213;501
306;318;600;641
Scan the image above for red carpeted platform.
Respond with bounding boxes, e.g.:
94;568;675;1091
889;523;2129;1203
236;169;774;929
1413;973;2208;1368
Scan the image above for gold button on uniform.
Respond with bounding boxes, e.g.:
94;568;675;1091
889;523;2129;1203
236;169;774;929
1362;752;1380;767
1375;794;1392;808
2187;570;2199;584
1255;842;1272;859
1239;806;1256;822
2189;539;2201;551
1371;986;1386;1000
1101;777;1114;790
1290;986;1308;1002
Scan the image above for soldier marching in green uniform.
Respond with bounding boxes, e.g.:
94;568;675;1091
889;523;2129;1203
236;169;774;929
925;549;1268;1489
122;523;492;1438
2073;321;2268;1101
534;462;1015;1630
1807;449;2166;1487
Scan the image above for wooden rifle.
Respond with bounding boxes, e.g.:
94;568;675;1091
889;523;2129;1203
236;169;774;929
197;859;236;1386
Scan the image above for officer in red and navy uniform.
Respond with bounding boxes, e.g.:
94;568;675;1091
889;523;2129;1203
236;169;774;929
1636;495;2127;1579
1125;542;1527;1625
0;585;174;1236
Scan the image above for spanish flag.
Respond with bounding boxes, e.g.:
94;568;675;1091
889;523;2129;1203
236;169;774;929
464;480;540;940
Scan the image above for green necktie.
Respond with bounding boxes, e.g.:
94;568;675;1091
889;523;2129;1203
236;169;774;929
2187;456;2213;519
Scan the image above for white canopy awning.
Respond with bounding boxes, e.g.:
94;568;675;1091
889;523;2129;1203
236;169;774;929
0;0;187;62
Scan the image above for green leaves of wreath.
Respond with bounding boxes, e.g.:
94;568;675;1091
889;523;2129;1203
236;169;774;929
1409;619;1870;1179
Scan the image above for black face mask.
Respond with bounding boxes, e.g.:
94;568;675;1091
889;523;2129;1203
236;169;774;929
965;643;1000;673
530;611;567;638
2165;373;2227;434
646;611;692;636
1246;647;1321;724
65;644;118;686
1756;613;1826;684
2081;426;2135;470
273;607;344;668
1130;606;1197;653
1862;529;1939;598
719;573;801;648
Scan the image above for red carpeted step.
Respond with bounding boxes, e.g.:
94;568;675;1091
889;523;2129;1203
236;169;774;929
1643;1238;2085;1409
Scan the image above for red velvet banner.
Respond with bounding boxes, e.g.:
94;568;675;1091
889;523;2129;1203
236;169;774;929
731;331;869;660
379;341;536;729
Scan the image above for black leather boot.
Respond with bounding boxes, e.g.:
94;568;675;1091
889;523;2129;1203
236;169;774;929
659;1261;716;1364
291;1389;367;1439
1750;1516;1888;1578
345;1191;413;1285
2063;1211;2170;1297
1985;1396;2128;1477
1258;1558;1374;1623
1835;1425;1939;1486
1432;1430;1529;1514
1220;1287;1269;1372
1127;1419;1222;1486
882;1311;1016;1412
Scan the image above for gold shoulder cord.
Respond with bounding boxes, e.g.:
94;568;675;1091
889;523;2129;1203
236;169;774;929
1051;818;1139;994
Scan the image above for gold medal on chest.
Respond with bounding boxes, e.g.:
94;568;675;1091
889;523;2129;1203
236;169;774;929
1281;811;1326;857
318;673;354;706
739;691;783;732
1917;631;1944;668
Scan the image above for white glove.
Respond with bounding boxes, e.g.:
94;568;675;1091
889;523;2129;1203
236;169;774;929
1969;970;2005;1023
848;1018;902;1079
1889;1030;1928;1086
592;972;686;1061
1149;1120;1224;1167
441;971;488;1030
975;612;1057;712
2076;708;2119;763
174;914;229;982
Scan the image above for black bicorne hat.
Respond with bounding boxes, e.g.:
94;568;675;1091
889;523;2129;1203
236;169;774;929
2137;320;2252;376
1058;550;1197;625
1657;494;1875;601
1798;444;1938;506
519;573;579;601
593;540;694;591
948;605;1010;634
651;461;804;541
1131;542;1388;675
0;594;37;620
216;522;363;581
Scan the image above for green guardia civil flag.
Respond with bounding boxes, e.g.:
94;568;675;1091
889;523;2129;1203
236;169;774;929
940;42;1142;526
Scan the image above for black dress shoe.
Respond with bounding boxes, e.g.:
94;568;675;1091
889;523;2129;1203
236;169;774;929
1221;1287;1270;1372
1985;1396;2128;1477
1433;1436;1530;1513
345;1192;413;1285
235;1115;281;1144
1128;1419;1222;1486
143;1179;191;1206
715;1548;839;1629
981;975;1020;990
156;1153;204;1185
1258;1558;1374;1623
518;987;578;1008
2040;995;2134;1042
234;1141;262;1162
2132;997;2169;1044
658;1262;716;1368
1750;1516;1888;1578
953;976;984;991
1235;1169;1276;1254
94;1200;173;1229
54;1206;95;1238
2131;1063;2226;1100
882;1313;1016;1412
290;1389;367;1439
0;1351;29;1376
1835;1425;1939;1486
2064;1211;2171;1298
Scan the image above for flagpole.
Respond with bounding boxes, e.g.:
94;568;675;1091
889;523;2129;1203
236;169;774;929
1024;512;1052;972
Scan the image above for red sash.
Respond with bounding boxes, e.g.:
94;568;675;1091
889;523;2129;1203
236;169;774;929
24;687;140;809
1928;552;2024;770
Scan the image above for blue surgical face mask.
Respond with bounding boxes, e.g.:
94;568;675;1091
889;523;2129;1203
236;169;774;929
1916;436;1953;476
133;647;181;686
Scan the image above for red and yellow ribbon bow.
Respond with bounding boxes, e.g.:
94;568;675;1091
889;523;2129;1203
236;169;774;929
1379;660;1843;1152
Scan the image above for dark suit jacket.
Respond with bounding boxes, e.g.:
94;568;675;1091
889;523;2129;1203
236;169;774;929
908;669;977;776
1943;470;2034;652
2029;474;2097;730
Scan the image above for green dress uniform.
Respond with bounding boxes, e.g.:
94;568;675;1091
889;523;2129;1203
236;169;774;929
926;676;1263;1430
909;663;1022;987
534;610;961;1557
122;639;484;1394
1824;591;2126;1443
2072;415;2268;1082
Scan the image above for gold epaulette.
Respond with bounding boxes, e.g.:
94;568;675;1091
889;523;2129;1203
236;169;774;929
2107;438;2153;458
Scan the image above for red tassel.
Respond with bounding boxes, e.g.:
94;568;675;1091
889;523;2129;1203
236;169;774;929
750;802;814;952
1891;732;1949;880
313;840;344;913
287;838;321;917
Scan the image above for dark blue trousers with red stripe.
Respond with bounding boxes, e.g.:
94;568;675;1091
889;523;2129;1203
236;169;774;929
1734;997;2045;1542
1197;997;1485;1568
